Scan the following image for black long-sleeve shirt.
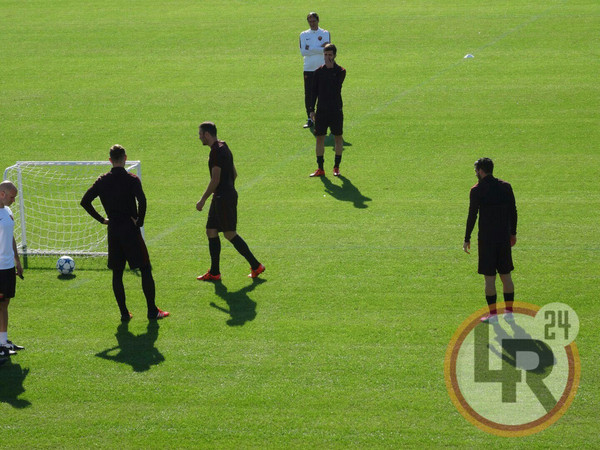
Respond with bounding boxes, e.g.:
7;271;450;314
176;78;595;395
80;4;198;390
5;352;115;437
308;62;346;113
80;167;146;230
465;175;517;243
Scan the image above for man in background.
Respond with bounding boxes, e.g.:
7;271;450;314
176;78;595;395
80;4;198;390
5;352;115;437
299;12;330;129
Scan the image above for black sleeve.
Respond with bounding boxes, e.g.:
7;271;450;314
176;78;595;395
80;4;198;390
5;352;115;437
508;184;517;236
80;181;105;224
133;177;146;228
464;188;479;242
214;151;227;169
309;70;319;113
339;67;346;85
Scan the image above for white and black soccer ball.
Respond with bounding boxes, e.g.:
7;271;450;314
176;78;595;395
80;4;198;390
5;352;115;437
56;256;75;275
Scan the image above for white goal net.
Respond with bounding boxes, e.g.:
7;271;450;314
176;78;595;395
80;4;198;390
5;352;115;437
3;161;143;257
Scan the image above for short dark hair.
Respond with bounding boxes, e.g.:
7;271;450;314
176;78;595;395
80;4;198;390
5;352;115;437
307;12;319;21
0;180;17;194
110;144;126;162
200;121;217;137
324;43;337;56
474;157;494;174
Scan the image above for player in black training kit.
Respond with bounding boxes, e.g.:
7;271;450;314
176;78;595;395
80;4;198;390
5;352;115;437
81;145;169;321
195;122;265;281
308;43;346;177
463;158;517;323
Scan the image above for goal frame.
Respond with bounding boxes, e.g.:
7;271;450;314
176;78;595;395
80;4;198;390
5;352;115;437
3;160;144;260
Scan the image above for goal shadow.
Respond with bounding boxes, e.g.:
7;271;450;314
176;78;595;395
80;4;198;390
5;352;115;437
18;255;109;273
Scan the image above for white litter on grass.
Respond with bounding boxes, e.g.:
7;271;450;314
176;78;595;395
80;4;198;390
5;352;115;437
464;54;474;58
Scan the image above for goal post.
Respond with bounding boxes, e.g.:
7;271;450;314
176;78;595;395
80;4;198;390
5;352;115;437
3;161;144;262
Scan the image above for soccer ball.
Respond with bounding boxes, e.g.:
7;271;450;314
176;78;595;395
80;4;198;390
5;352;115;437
56;256;75;275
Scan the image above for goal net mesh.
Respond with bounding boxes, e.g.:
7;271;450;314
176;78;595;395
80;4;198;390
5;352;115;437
3;161;141;256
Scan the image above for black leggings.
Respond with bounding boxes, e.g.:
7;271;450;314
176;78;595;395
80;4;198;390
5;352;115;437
112;265;157;318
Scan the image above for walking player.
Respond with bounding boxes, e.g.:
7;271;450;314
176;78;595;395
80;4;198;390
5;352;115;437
463;158;517;323
81;145;169;321
196;122;265;281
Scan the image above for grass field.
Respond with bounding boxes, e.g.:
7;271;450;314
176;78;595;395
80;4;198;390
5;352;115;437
1;0;598;447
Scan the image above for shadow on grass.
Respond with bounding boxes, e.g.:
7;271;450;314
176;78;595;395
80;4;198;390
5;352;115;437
57;273;76;281
0;362;31;408
96;321;164;372
488;321;555;374
479;321;557;413
307;127;352;147
323;133;352;148
320;175;372;209
210;278;266;326
22;256;109;272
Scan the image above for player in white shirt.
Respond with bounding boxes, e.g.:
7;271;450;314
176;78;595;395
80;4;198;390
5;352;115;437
299;12;330;128
0;180;24;362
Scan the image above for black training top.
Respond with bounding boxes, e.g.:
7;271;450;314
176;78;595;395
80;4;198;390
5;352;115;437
309;62;346;112
465;175;517;243
209;140;236;196
80;166;146;229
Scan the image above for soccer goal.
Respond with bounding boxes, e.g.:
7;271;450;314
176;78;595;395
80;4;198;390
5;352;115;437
3;161;143;260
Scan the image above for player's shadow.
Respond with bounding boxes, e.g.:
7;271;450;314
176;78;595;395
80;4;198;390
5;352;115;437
0;362;31;408
489;321;555;374
320;175;372;209
95;321;164;372
210;279;266;326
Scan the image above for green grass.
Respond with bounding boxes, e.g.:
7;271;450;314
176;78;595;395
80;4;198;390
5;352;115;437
1;0;599;447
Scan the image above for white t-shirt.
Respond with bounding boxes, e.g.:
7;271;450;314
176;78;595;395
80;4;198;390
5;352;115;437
0;206;15;269
299;27;331;72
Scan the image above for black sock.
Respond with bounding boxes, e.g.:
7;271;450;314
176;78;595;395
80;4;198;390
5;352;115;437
208;237;221;275
504;292;514;312
485;294;497;305
486;294;497;314
112;269;128;317
317;156;324;170
140;265;158;317
334;154;342;168
230;235;260;269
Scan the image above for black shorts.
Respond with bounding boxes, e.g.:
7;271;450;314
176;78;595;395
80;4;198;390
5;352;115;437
107;224;150;271
478;240;514;276
314;109;343;136
0;267;16;299
206;192;238;232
